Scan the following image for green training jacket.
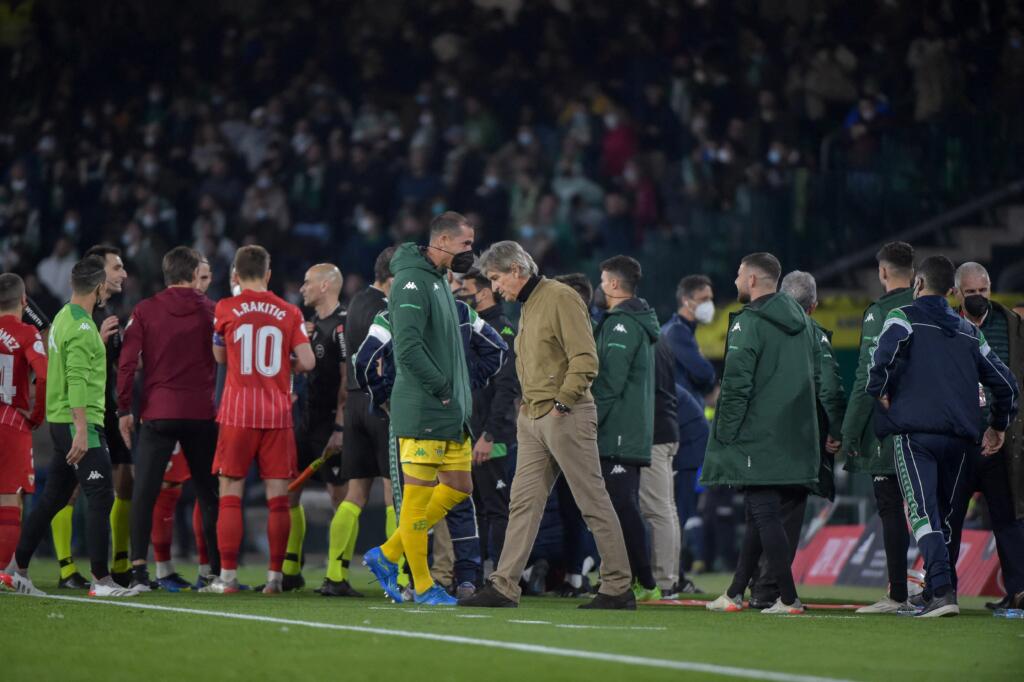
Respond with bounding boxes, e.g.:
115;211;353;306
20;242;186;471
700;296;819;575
46;303;107;425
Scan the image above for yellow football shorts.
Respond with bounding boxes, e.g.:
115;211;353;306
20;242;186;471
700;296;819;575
399;436;472;479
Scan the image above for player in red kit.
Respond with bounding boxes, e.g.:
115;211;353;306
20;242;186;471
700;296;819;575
201;245;315;594
0;274;48;568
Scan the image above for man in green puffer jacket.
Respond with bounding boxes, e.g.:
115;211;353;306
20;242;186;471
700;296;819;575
702;253;821;616
593;256;661;600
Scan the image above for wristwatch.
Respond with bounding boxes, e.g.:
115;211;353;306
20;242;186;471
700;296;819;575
554;400;571;415
481;431;494;443
333;423;344;433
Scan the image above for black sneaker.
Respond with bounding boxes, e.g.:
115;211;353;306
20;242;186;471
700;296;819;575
578;590;637;610
457;581;518;608
110;571;132;588
677;579;703;595
557;579;591;598
524;559;549;596
916;591;959;618
129;567;157;593
985;594;1010;611
316;578;364;597
749;594;776;610
281;572;306;592
57;572;91;590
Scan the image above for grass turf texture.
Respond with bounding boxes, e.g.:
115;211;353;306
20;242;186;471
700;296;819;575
5;559;1021;681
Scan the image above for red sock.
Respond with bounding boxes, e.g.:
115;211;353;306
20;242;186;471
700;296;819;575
0;506;20;568
192;501;208;565
151;486;182;563
267;496;291;572
217;496;243;570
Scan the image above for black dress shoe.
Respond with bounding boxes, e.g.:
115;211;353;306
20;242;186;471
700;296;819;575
57;572;91;590
578;590;637;610
985;594;1010;611
458;581;518;608
282;573;306;592
317;578;364;597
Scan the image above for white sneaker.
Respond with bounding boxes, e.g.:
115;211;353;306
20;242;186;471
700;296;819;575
761;597;805;615
0;571;46;596
856;596;906;614
198;577;240;594
705;593;744;612
262;579;282;595
89;576;139;597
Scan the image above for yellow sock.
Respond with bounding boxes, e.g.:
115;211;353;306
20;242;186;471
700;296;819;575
425;484;469;528
327;502;360;582
342;511;358;577
380;509;406;564
397;484;434;594
282;505;306;576
52;505;77;579
385;505;397;539
110;498;131;573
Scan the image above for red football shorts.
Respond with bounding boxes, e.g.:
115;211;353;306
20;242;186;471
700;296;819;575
163;443;191;484
0;425;35;494
213;425;297;480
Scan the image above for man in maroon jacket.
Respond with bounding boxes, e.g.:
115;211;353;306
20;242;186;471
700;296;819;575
117;246;221;591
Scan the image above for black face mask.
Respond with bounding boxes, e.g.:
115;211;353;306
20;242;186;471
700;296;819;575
963;294;990;318
449;250;475;274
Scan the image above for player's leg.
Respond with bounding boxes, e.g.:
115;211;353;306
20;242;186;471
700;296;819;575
201;424;256;593
192;500;210;579
151;481;188;590
323;477;371;594
975;448;1024;600
107;410;134;581
52;486;84;587
472;455;510;566
443;489;481;594
639;442;679;595
256;428;297;594
128;419;177;589
178;420;221;577
715;493;761;609
283;424;314;587
430;439;476;595
935;438;976;594
0;426;34;569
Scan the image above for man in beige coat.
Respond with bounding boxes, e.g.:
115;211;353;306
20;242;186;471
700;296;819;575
458;241;634;609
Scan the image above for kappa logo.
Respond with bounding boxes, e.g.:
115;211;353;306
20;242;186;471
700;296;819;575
613;323;627;333
331;467;341;477
495;479;507;490
821;334;829;344
865;313;876;322
731;322;742;332
79;322;91;331
610;465;627;475
403;281;418;291
87;470;104;481
500;326;514;336
414;447;428;458
433;283;440;291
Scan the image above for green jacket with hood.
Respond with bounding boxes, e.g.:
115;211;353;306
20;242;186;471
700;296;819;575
592;298;660;465
700;292;821;488
387;243;471;442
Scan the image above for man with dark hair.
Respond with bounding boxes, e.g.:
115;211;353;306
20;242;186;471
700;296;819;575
867;255;1019;617
593;256;662;600
0;274;47;570
2;256;137;597
952;262;1024;610
553;273;593;307
662;272;716;578
318;246;397;597
842;241;916;614
363;213;477;606
117;245;223;591
704;252;820;615
459;268;520;571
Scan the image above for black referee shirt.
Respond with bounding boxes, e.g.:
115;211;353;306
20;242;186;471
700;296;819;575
344;286;388;391
305;303;348;420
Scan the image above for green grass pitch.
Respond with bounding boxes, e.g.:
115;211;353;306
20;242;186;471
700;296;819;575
6;559;1022;681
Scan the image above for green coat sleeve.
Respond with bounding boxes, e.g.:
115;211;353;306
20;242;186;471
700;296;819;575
65;323;95;410
389;275;450;401
818;333;848;440
553;290;598;407
840;303;881;455
593;317;641;425
715;314;759;444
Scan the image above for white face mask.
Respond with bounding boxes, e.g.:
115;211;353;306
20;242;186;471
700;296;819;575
694;300;715;324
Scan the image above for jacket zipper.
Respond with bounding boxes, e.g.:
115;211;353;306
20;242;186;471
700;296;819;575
747;456;751;468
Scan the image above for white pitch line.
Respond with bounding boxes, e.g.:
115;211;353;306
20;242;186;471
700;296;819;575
18;594;859;682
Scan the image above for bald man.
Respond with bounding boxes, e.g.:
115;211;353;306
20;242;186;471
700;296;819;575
280;264;349;592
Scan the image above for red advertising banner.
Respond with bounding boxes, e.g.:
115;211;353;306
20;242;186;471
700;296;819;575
792;525;863;585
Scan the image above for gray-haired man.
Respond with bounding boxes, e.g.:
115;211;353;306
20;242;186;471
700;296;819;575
458;241;634;609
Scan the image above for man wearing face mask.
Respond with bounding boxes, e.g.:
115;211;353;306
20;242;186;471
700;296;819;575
841;241;916;614
363;211;477;606
661;275;716;575
953;262;1024;611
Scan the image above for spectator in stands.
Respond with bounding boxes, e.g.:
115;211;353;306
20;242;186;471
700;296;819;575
36;236;76;302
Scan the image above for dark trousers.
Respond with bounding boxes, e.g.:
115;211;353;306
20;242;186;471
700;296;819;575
727;486;803;605
894;433;975;594
601;460;654;588
554;474;595;574
873;474;910;601
473;455;511;565
701;486;738;571
17;424;114;579
130;419;221;573
949;447;1024;595
750;489;808;602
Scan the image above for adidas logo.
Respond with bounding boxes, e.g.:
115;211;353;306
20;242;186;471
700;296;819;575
495;479;507;490
87;470;103;481
613;323;627;333
403;282;418;290
731;322;742;332
610;465;627;475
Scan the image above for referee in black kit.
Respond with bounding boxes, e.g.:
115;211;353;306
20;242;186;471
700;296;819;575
285;263;350;592
317;247;396;597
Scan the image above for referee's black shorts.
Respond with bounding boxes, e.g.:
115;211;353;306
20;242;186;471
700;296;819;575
297;414;347;486
340;390;391;481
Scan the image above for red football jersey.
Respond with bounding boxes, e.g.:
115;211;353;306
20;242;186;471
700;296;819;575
0;314;48;432
214;289;308;429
